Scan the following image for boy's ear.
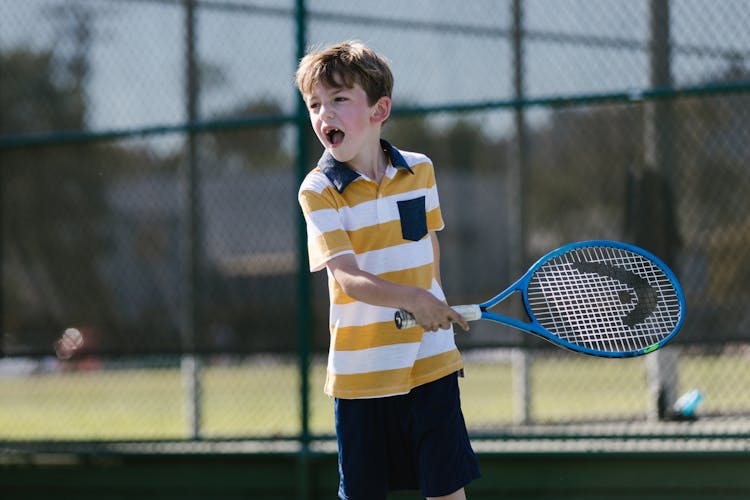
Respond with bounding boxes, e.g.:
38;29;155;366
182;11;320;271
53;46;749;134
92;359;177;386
370;96;392;124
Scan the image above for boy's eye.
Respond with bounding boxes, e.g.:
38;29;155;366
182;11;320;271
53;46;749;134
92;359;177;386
308;102;320;110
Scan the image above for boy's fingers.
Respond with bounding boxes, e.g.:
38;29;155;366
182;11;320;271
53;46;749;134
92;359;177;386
449;308;470;332
413;302;470;332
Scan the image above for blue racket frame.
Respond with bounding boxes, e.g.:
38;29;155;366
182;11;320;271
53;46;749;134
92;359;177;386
474;240;686;358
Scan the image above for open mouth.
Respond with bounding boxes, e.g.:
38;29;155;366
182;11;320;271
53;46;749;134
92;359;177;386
325;128;345;145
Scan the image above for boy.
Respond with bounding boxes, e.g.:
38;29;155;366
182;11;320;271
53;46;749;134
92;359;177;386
296;41;480;500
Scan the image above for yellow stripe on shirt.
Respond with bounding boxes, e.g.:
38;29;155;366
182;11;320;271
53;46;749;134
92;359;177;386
330;262;435;305
331;321;422;351
325;350;463;399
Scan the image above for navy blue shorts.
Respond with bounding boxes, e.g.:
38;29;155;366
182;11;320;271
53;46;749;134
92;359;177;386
334;372;480;499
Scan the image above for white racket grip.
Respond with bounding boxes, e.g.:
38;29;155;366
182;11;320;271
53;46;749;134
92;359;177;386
452;304;483;321
394;304;482;330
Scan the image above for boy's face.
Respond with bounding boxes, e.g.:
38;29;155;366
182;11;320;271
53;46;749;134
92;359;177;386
304;79;388;165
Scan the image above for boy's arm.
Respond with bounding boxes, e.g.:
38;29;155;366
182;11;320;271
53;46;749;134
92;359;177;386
326;243;469;333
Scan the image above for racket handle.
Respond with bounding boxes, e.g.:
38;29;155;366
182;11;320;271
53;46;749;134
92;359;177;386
394;305;482;330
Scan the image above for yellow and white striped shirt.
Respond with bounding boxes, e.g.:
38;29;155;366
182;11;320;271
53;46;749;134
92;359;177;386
298;140;463;399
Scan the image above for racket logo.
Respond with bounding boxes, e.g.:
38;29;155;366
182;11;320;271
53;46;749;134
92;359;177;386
571;261;659;327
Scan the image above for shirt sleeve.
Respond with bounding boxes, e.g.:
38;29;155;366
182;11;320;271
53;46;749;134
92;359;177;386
298;187;354;272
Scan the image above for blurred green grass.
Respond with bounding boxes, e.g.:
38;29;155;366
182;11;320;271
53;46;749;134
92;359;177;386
0;353;747;440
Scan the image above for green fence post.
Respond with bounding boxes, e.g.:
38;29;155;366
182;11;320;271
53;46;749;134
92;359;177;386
181;0;203;441
510;0;532;426
295;0;312;498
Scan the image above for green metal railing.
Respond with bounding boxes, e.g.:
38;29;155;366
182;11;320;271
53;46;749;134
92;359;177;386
4;80;750;151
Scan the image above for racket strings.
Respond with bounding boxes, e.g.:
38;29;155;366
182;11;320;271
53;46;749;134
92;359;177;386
527;246;682;353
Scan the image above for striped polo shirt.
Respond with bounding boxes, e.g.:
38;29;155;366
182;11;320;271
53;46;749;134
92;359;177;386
298;140;463;399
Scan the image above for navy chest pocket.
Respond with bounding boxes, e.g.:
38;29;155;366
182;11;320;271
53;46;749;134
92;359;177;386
397;196;428;241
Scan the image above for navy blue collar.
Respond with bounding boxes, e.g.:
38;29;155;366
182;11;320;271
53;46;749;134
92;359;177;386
320;139;414;193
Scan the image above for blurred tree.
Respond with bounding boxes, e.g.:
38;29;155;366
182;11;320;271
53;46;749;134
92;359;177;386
385;114;439;162
386;113;497;172
207;99;290;170
670;68;750;315
0;49;85;135
1;46;120;355
440;118;488;172
524;104;641;243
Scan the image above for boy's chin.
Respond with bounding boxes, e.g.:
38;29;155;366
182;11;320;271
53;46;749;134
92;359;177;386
327;147;352;163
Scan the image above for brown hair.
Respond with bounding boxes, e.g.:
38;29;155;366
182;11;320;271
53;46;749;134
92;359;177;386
295;41;393;105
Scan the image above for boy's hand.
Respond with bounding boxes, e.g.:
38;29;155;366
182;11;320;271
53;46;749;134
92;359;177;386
407;288;470;333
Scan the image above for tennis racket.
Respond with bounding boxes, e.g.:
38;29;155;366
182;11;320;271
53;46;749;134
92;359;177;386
395;240;685;358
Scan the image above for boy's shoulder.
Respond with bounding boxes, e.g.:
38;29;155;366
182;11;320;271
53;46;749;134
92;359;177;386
396;148;433;170
298;166;330;196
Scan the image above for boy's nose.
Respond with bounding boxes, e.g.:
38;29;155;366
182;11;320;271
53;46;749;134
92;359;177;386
321;104;335;119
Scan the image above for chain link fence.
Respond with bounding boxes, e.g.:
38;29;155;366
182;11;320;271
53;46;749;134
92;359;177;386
1;0;749;445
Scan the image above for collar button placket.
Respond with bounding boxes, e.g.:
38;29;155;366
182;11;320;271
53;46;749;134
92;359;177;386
376;182;388;225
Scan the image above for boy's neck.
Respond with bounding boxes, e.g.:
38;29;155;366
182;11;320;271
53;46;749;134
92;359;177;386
347;139;389;184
